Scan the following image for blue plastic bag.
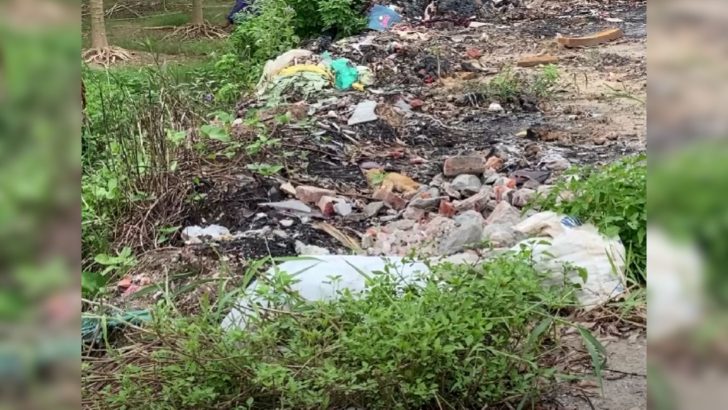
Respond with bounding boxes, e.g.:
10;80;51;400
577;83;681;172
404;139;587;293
367;5;402;32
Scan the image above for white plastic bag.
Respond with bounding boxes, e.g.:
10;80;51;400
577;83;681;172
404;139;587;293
221;255;430;331
512;211;626;308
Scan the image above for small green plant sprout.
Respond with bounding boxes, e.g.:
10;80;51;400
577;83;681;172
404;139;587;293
247;162;284;176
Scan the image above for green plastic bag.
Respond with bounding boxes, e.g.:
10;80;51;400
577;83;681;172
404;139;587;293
330;58;360;90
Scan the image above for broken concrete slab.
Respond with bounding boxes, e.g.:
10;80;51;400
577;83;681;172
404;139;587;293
261;199;312;213
347;100;378;125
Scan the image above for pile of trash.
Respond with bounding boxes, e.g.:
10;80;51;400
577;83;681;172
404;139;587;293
256;49;374;103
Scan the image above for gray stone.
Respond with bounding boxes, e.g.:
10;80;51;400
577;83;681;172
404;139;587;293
481;224;518;247
483;169;499;185
438;219;484;255
442;183;462;199
429;173;446;187
272;229;289;239
364;201;385;217
510;188;536;208
540;154;571;171
485;201;521;226
454;210;485;226
403;207;426;220
523;179;541;190
387;219;415;231
451;174;483;195
409;196;447;210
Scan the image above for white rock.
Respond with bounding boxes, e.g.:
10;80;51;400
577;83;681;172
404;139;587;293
280;219;295;227
488;102;504;112
334;201;353;216
295;241;331;256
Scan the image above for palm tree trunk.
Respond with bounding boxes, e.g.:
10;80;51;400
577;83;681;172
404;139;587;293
89;0;109;49
191;0;204;25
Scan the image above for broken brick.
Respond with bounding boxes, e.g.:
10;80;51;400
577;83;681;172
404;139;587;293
517;54;559;67
485;156;504;171
317;195;336;217
557;28;624;48
443;155;487;177
117;276;132;291
373;187;407;210
439;200;456;217
409;98;425;110
296;185;336;204
465;48;482;59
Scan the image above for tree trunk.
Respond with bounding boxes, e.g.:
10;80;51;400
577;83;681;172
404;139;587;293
89;0;109;49
191;0;204;25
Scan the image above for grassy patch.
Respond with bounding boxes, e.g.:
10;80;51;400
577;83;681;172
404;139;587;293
86;252;587;409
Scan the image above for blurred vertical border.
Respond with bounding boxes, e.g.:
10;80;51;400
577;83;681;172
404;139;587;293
649;0;728;408
0;0;81;408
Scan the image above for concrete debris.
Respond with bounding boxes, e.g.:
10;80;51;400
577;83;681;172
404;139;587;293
295;240;331;256
262;199;313;213
450;174;483;195
348;100;379;125
364;201;385;217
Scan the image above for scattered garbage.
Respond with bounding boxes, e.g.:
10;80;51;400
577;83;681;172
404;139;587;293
82;309;151;344
182;225;233;244
327;56;360;90
221;255;430;330
257;49;315;92
348;100;379;125
367;5;402;32
513;212;627;308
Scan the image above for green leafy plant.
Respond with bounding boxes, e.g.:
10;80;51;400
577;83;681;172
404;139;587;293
247;162;284;176
533;155;647;282
531;64;560;97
